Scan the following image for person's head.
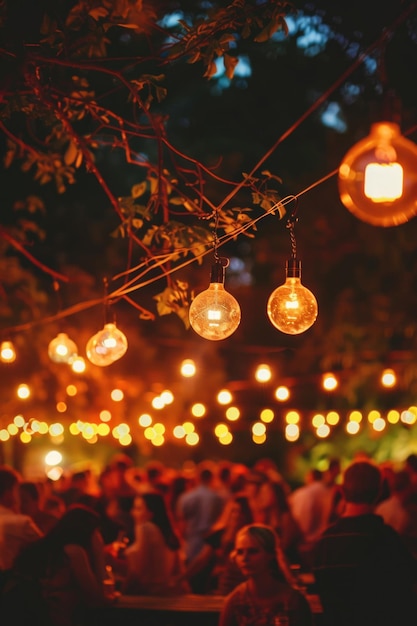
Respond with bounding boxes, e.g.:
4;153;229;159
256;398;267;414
342;461;382;505
232;524;287;582
19;481;41;516
0;465;21;511
132;492;180;549
218;495;254;532
47;503;101;549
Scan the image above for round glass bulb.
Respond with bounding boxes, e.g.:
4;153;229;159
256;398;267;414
86;323;128;366
48;332;78;363
267;261;318;335
189;283;241;341
338;122;417;226
0;340;16;363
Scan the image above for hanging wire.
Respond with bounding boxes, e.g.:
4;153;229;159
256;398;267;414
285;196;299;260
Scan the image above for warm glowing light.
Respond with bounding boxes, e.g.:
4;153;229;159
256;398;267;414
275;386;290;401
225;406;240;421
48;332;78;364
401;410;416;425
100;410;112;422
346;421;360;435
45;450;63;466
70;355;86;373
0;429;10;441
285;423;299;441
46;466;63;481
387;410;400;424
138;413;152;427
255;364;272;383
181;359;196;377
252;433;267;444
56;402;67;413
66;385;77;396
86;323;128;366
218;432;233;445
338;122;417;226
17;384;30;399
215;423;228;438
160;390;174;405
326;411;340;425
260;408;274;423
97;423;110;436
372;417;386;432
183;421;195;434
19;431;31;443
7;424;18;436
312;414;325;428
173;425;186;438
185;432;199;446
152;396;165;409
252;422;266;436
381;368;396;388
120;434;133;446
0;340;16;363
349;410;363;423
191;403;206;418
38;422;48;435
267;259;318;335
111;388;124;402
217;389;233;405
189;260;241;341
367;410;381;423
285;410;300;424
13;415;25;427
49;423;64;436
322;373;338;391
316;424;330;438
70;422;80;435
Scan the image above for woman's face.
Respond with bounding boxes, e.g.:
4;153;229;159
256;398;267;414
131;497;152;524
234;531;271;578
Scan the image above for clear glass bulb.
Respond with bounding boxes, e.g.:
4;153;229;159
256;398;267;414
0;340;16;363
267;260;318;335
48;332;78;363
338;122;417;226
86;322;128;366
189;261;241;341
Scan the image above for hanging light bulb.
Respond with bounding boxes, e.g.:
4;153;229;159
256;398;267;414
267;198;318;334
267;258;318;334
86;322;128;366
189;258;241;341
48;332;78;363
338;92;417;227
0;340;16;363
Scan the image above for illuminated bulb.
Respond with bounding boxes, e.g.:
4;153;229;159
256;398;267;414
86;322;128;366
267;259;318;334
189;259;241;341
48;332;78;363
0;340;16;363
338;122;417;226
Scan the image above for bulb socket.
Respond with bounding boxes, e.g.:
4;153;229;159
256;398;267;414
285;258;302;278
210;260;225;284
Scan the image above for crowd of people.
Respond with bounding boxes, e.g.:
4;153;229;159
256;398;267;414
1;452;417;625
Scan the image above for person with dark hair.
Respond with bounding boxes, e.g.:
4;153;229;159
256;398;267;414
313;460;417;626
19;481;58;534
0;465;42;573
121;492;188;595
1;503;110;626
219;524;312;626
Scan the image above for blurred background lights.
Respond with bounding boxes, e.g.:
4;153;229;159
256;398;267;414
13;415;25;427
191;403;206;418
326;411;340;425
17;384;30;399
111;388;124;402
56;402;67;413
180;359;196;377
160;390;174;405
66;385;77;396
0;340;16;363
252;422;266;436
285;423;299;441
255;363;272;383
218;431;233;445
70;355;86;373
387;409;400;424
346;421;360;434
45;450;63;466
217;389;233;405
46;466;63;481
275;386;290;401
138;413;152;427
349;410;363;422
151;396;165;409
381;368;397;388
100;410;112;422
225;406;240;421
285;410;300;424
260;408;274;423
185;432;199;446
316;423;331;438
173;425;186;438
372;417;386;432
322;372;338;391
